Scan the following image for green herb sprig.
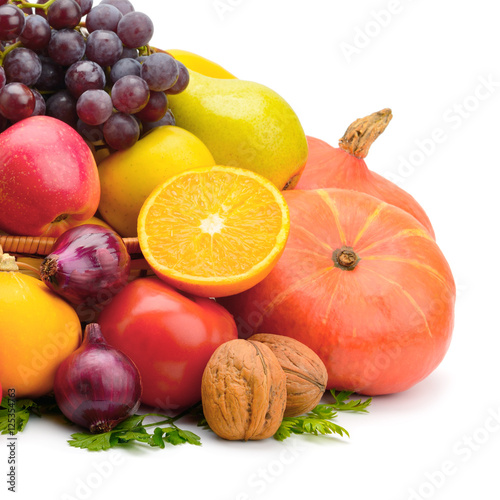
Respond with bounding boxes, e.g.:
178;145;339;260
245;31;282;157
274;390;371;441
68;410;202;451
0;396;60;435
1;396;202;451
1;390;371;448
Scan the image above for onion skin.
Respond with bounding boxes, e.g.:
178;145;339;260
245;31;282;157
40;224;131;308
54;323;142;433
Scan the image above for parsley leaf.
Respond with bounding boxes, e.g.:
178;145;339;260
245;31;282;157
274;406;349;442
173;428;202;446
274;392;371;441
0;397;42;435
68;431;114;451
67;411;202;451
330;390;372;412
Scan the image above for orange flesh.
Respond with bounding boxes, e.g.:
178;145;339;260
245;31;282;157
141;169;287;279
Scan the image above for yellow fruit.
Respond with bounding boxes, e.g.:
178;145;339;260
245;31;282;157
137;165;290;298
166;49;237;79
74;216;113;229
93;147;112;165
168;70;308;190
0;271;81;398
98;126;215;237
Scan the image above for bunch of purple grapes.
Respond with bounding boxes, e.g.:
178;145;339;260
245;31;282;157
0;0;189;150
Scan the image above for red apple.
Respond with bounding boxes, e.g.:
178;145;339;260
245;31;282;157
0;116;100;237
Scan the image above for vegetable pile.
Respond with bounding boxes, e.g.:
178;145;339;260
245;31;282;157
0;0;454;450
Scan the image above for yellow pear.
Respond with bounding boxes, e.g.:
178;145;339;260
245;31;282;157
168;70;308;190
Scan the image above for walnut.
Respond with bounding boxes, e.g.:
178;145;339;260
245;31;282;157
248;333;328;417
201;338;287;441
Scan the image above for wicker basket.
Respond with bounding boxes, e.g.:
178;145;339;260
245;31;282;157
0;234;141;256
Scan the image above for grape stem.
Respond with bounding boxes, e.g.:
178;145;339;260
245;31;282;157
12;0;58;12
0;41;22;65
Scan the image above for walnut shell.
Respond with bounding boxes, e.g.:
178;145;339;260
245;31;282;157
248;333;328;417
201;338;287;441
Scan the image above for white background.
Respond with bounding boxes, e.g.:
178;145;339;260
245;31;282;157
7;1;500;499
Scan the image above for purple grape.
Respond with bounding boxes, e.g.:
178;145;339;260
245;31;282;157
48;29;85;66
86;4;122;32
47;0;82;30
117;11;153;48
120;47;138;59
111;75;149;114
20;7;33;15
109;57;141;84
19;14;51;50
141;110;176;135
3;48;42;86
77;89;113;126
0;4;26;41
103;112;140;150
141;52;179;91
46;89;78;127
135;90;168;122
65;60;106;97
166;61;190;95
74;0;93;16
0;66;5;90
35;56;66;91
77;119;104;145
85;30;123;67
35;0;48;19
31;88;46;116
100;0;134;16
0;83;35;122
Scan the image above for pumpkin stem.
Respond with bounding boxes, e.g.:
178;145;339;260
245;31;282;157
338;108;392;159
0;245;19;272
332;246;359;271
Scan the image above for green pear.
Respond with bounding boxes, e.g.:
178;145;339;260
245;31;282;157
167;70;308;190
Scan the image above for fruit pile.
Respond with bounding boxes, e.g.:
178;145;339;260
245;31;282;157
0;0;187;151
0;0;455;446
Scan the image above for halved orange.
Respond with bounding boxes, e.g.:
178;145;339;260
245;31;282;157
137;165;290;297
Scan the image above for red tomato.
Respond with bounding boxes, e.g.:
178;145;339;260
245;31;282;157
98;277;238;410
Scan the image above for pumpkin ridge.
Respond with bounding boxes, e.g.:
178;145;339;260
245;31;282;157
362;255;452;292
322;269;346;324
362;266;433;338
356;228;433;253
261;266;336;321
352;202;387;246
316;189;347;245
285;246;332;262
292;224;334;254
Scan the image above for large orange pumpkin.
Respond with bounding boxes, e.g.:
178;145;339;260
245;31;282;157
220;188;455;396
295;109;436;238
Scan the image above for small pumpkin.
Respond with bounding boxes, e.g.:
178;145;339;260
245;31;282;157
220;188;455;396
295;109;435;238
0;249;82;398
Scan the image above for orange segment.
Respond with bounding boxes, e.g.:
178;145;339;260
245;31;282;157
137;165;290;297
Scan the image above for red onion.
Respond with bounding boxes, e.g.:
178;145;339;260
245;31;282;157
40;224;131;309
54;323;142;433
